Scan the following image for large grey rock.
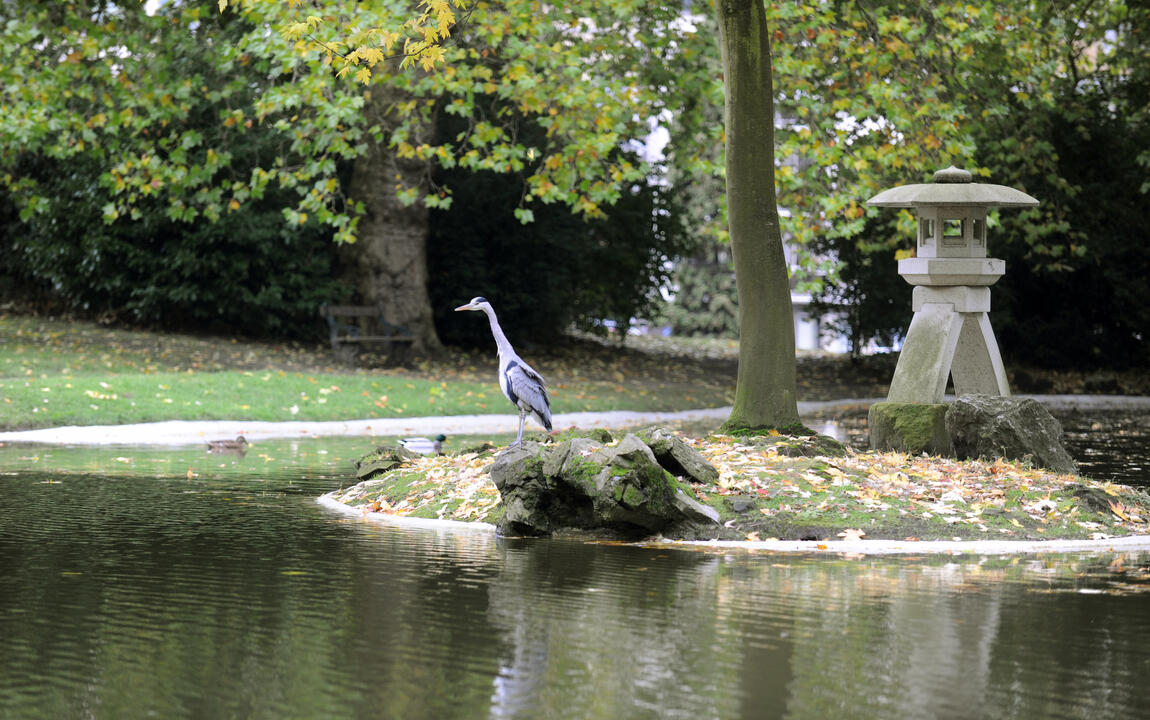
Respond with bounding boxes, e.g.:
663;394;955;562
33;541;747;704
490;431;720;537
945;394;1078;474
490;442;579;536
352;444;421;479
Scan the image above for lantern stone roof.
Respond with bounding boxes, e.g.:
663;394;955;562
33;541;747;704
866;166;1039;208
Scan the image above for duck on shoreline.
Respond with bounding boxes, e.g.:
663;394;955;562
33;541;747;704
399;434;446;455
208;436;249;454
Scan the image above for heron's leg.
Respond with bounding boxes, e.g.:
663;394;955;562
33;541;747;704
514;409;526;446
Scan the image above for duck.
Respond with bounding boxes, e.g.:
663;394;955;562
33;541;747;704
399;434;446;455
207;436;249;454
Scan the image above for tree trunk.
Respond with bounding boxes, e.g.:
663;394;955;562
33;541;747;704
341;87;443;356
715;0;800;429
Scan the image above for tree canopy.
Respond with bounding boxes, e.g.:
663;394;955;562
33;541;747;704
2;1;698;244
0;1;696;339
2;0;1144;366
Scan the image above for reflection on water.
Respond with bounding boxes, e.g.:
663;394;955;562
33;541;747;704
1;442;1149;719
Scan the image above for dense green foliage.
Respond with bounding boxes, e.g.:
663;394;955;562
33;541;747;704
0;1;692;341
990;90;1150;368
815;1;1148;368
807;215;911;357
3;146;344;338
660;254;739;338
0;5;345;336
664;1;1148;370
429;165;688;346
2;0;1145;368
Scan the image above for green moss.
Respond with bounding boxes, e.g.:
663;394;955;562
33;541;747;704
564;457;604;493
620;484;645;508
893;408;942;446
868;402;950;455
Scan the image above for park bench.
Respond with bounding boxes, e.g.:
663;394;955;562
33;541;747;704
319;303;414;363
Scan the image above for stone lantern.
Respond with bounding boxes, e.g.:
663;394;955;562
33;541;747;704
866;166;1038;404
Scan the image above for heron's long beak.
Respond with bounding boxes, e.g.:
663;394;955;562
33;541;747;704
454;303;475;312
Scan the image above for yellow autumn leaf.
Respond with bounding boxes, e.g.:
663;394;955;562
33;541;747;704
282;22;309;40
1108;500;1130;522
357;47;385;67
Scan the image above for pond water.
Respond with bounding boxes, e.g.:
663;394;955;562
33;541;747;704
2;437;1149;719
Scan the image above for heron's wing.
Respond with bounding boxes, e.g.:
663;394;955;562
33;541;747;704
504;359;552;430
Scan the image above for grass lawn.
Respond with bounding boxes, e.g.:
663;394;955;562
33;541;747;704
0;314;738;430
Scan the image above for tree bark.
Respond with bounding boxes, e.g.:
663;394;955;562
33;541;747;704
715;0;800;429
341;86;443;356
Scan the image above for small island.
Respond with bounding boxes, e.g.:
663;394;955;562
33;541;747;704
324;425;1150;549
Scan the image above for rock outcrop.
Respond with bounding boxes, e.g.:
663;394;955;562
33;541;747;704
490;430;720;538
945;394;1078;474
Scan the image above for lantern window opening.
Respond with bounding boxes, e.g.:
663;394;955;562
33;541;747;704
942;217;965;248
973;218;986;246
919;218;935;247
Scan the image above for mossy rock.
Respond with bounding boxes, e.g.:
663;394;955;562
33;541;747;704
352;444;421;480
552;427;614;444
946;395;1077;474
868;402;952;455
489;433;719;538
633;425;721;483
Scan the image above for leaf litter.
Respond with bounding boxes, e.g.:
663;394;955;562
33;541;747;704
331;431;1150;542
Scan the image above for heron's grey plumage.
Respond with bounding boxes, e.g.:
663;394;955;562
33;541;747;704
455;296;552;445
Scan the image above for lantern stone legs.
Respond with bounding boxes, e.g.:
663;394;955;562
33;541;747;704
887;285;1010;403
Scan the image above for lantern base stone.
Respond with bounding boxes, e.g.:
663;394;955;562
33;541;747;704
868;402;953;455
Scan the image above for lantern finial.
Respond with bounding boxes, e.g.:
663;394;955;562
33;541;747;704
933;166;972;183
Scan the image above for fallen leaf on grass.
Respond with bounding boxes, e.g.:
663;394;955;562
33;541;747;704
837;528;866;541
1109;499;1131;522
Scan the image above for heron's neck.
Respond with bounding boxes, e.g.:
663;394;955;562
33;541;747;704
483;306;514;358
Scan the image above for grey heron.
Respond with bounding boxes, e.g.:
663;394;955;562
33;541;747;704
454;296;552;445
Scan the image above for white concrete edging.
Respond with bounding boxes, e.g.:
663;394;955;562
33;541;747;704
318;491;1150;556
